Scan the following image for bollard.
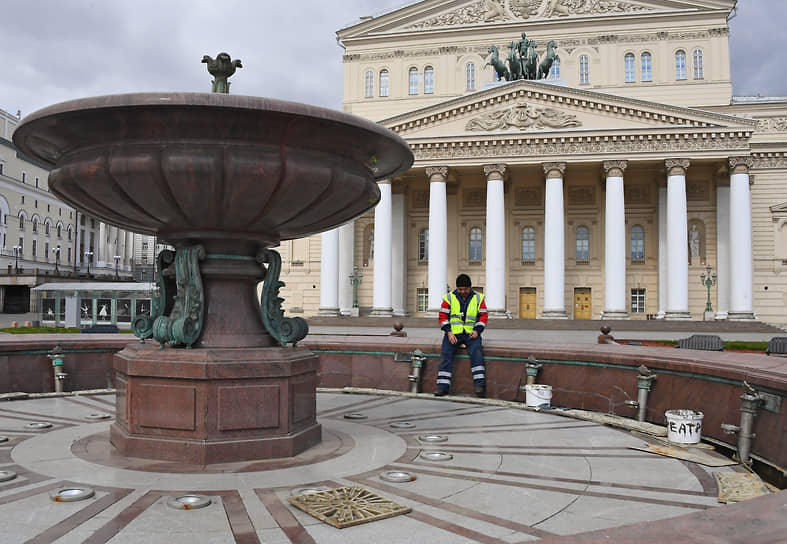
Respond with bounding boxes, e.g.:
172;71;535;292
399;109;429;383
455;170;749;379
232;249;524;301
722;382;764;465
407;349;426;393
525;354;542;386
635;365;656;422
47;345;66;393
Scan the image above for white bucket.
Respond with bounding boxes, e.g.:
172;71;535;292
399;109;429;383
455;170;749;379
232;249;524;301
525;384;552;407
665;409;704;444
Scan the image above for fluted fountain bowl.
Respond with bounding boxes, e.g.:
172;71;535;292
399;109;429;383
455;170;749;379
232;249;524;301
13;92;413;246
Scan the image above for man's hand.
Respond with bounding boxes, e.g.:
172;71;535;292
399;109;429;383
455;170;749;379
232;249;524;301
447;332;458;345
470;330;479;340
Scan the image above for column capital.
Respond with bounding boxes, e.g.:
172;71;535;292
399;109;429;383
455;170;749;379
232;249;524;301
542;162;566;178
425;166;448;181
729;156;754;175
602;160;627;178
665;158;690;176
483;163;507;180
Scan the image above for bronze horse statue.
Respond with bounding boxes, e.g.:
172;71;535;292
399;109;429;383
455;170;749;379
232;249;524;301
507;42;523;80
486;45;510;81
538;40;559;79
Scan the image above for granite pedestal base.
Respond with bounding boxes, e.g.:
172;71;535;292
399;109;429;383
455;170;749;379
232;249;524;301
110;342;321;464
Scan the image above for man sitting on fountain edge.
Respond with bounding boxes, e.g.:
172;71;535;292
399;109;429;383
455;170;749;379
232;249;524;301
436;274;489;398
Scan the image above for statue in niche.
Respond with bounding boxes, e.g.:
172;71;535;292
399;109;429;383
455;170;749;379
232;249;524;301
689;223;701;263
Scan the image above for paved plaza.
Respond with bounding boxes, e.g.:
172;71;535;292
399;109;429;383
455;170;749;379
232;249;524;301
0;389;779;543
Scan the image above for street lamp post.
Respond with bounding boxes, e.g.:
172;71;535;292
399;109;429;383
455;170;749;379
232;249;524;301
700;264;717;313
12;245;21;273
52;246;61;274
84;250;94;276
114;255;121;279
349;266;363;309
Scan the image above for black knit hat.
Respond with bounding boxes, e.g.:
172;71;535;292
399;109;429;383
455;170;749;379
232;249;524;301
456;274;472;287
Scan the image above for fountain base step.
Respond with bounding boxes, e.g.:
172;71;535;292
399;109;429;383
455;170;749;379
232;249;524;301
110;342;322;464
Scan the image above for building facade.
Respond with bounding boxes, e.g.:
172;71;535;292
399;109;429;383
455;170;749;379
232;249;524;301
0;108;138;311
278;0;787;325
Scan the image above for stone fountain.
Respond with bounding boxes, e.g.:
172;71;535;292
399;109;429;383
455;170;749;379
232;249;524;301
13;64;413;464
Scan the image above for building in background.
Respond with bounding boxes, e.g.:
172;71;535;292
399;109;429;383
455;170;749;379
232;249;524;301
0;108;140;312
278;0;787;324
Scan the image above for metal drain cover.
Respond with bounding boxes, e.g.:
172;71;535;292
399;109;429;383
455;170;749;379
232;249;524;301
26;422;52;429
420;451;453;461
0;470;17;482
167;494;212;510
343;413;367;420
380;470;416;483
389;421;415;429
418;434;448;443
86;413;112;420
288;486;411;528
49;487;95;502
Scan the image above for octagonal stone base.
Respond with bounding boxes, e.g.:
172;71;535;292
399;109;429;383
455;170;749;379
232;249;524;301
110;342;321;464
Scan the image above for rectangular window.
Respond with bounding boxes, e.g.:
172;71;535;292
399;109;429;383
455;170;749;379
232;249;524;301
417;288;429;312
22;172;27;183
631;288;646;314
579;55;589;85
0;163;4;175
424;67;434;94
32;239;37;257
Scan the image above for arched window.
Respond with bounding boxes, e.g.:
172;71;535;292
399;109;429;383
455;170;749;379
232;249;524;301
379;69;389;97
579;55;589;85
631;225;645;261
576;226;589;261
424;66;434;94
32;218;38;233
364;69;374;98
469;227;482;261
408;67;419;95
675;50;687;80
45;222;50;236
624;53;635;83
522;227;535;261
418;228;429;261
692;48;704;79
549;57;561;79
641;52;652;82
57;224;62;238
466;62;476;91
19;216;24;229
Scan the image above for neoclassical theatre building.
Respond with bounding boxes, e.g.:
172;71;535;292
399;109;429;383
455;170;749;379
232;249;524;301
278;0;787;324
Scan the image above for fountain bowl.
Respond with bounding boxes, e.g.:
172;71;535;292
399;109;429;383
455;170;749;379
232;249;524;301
13;92;413;247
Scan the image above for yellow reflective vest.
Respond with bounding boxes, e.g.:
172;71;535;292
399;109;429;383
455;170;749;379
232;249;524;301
443;291;485;334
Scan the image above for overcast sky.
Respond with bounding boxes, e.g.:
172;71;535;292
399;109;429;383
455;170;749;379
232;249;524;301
1;0;783;120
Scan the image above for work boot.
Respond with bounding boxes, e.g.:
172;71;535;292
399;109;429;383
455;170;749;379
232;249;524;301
434;389;448;397
474;385;486;398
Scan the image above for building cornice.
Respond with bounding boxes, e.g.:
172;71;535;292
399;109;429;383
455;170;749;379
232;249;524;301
382;80;756;135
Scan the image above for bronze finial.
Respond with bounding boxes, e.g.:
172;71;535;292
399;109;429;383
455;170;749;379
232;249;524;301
201;52;243;93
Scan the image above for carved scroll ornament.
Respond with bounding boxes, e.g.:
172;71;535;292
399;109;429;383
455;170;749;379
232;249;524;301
466;101;581;132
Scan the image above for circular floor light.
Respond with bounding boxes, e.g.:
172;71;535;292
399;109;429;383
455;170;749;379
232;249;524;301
389;421;416;429
420;451;453;461
343;413;367;420
49;487;95;502
418;434;448;443
166;494;211;510
0;470;17;482
290;486;331;497
85;413;112;420
380;470;416;483
0;436;9;443
26;422;52;429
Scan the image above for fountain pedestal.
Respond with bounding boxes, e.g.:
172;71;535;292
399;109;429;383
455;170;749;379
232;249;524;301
110;344;320;464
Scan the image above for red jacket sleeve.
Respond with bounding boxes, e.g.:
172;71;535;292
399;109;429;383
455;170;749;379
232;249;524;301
439;296;451;332
475;296;489;331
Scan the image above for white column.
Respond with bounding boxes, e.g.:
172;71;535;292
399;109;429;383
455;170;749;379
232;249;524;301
392;193;408;316
338;221;355;316
728;157;756;320
318;228;340;316
542;162;568;318
97;222;107;267
716;181;730;319
657;186;667;318
427;167;448;315
484;164;507;317
602;161;628;319
665;159;691;320
371;180;393;316
74;213;81;270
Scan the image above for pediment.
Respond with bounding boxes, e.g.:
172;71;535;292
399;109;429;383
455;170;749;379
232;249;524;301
381;79;755;139
338;0;735;38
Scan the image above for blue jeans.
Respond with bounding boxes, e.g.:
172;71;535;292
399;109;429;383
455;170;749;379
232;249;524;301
436;332;485;393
